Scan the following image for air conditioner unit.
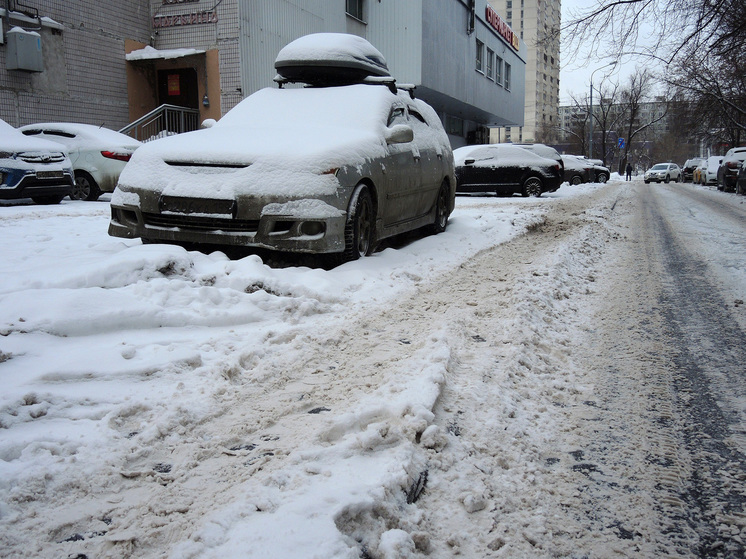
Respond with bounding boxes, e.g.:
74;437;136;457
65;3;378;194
6;27;44;72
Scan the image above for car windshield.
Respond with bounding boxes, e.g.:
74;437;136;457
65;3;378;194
651;164;668;170
218;84;392;133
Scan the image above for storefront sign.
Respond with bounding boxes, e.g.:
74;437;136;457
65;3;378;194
485;5;520;51
153;10;218;28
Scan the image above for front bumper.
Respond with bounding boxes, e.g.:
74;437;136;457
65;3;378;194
0;168;74;200
109;201;349;254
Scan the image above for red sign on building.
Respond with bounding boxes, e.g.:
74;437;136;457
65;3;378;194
485;5;520;51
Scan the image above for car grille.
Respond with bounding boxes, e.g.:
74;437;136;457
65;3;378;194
143;212;260;233
19;152;67;164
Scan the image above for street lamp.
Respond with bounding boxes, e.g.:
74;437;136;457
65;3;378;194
589;61;617;160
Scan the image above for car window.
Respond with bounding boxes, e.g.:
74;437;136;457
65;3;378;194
387;106;407;127
44;130;76;139
21;129;42;136
407;107;427;124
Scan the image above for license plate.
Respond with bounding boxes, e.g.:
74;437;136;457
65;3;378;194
36;171;64;179
159;196;236;216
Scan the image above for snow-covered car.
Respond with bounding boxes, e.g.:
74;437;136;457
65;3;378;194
453;144;563;197
717;147;746;192
591;162;610;183
736;162;746;195
19;123;141;201
561;154;594;185
700;156;723;185
109;33;455;262
0;119;74;204
644;163;681;183
514;143;565;181
682;158;705;182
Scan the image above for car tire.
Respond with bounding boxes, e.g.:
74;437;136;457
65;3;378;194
644;180;649;184
664;175;670;183
340;184;374;263
522;176;543;197
72;171;102;201
31;195;65;205
597;173;608;183
429;180;450;235
570;175;582;185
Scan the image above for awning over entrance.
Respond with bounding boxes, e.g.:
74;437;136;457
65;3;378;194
126;45;206;62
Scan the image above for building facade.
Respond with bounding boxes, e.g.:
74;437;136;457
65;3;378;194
1;0;526;147
488;0;560;143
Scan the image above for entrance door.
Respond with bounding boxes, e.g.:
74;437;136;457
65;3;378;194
157;68;199;109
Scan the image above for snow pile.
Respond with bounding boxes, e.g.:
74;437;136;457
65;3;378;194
0;183;609;557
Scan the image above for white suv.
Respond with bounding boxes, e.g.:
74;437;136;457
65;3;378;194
644;163;681;183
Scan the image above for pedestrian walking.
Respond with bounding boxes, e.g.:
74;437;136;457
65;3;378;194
625;162;633;181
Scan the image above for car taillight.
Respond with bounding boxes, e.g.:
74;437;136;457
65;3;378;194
726;161;740;169
101;150;132;162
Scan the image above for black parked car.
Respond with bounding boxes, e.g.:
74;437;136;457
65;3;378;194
454;144;563;197
736;162;746;195
682;157;705;182
717;147;746;192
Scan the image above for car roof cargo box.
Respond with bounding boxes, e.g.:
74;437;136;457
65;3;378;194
275;33;391;86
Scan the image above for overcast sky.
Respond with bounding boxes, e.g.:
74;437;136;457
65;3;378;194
558;0;654;105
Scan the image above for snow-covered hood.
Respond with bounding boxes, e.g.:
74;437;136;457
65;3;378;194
116;85;407;200
0;119;68;155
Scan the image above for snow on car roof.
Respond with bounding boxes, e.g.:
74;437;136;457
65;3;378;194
274;33;390;81
0;119;68;154
19;122;142;147
133;84;398;167
453;144;556;167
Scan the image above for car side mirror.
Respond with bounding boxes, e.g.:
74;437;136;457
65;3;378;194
464;158;475;166
385;125;414;144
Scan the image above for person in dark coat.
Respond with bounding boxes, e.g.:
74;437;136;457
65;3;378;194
625;162;633;181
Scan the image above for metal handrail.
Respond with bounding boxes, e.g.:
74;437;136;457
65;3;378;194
119;104;201;142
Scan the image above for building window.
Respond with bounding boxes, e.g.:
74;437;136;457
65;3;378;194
505;63;511;90
476;39;484;73
346;0;364;21
495;55;503;86
486;48;494;80
445;114;464;136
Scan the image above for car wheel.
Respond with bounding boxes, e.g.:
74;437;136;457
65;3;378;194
31;195;64;205
341;185;373;262
664;175;670;183
72;171;102;201
597;173;608;183
570;175;582;185
522;176;543;197
429;180;450;234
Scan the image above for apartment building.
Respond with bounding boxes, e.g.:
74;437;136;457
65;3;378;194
488;0;560;143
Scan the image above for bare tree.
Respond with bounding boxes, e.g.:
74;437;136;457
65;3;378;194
560;0;746;67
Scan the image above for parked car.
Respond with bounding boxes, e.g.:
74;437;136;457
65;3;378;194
692;164;705;184
561;154;593;185
736;162;746;195
19;123;141;201
644;163;681;183
514;143;565;184
682;158;705;182
717;147;746;192
109;33;455;263
591;162;610;183
700;156;723;185
453;144;563;197
0;119;74;204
